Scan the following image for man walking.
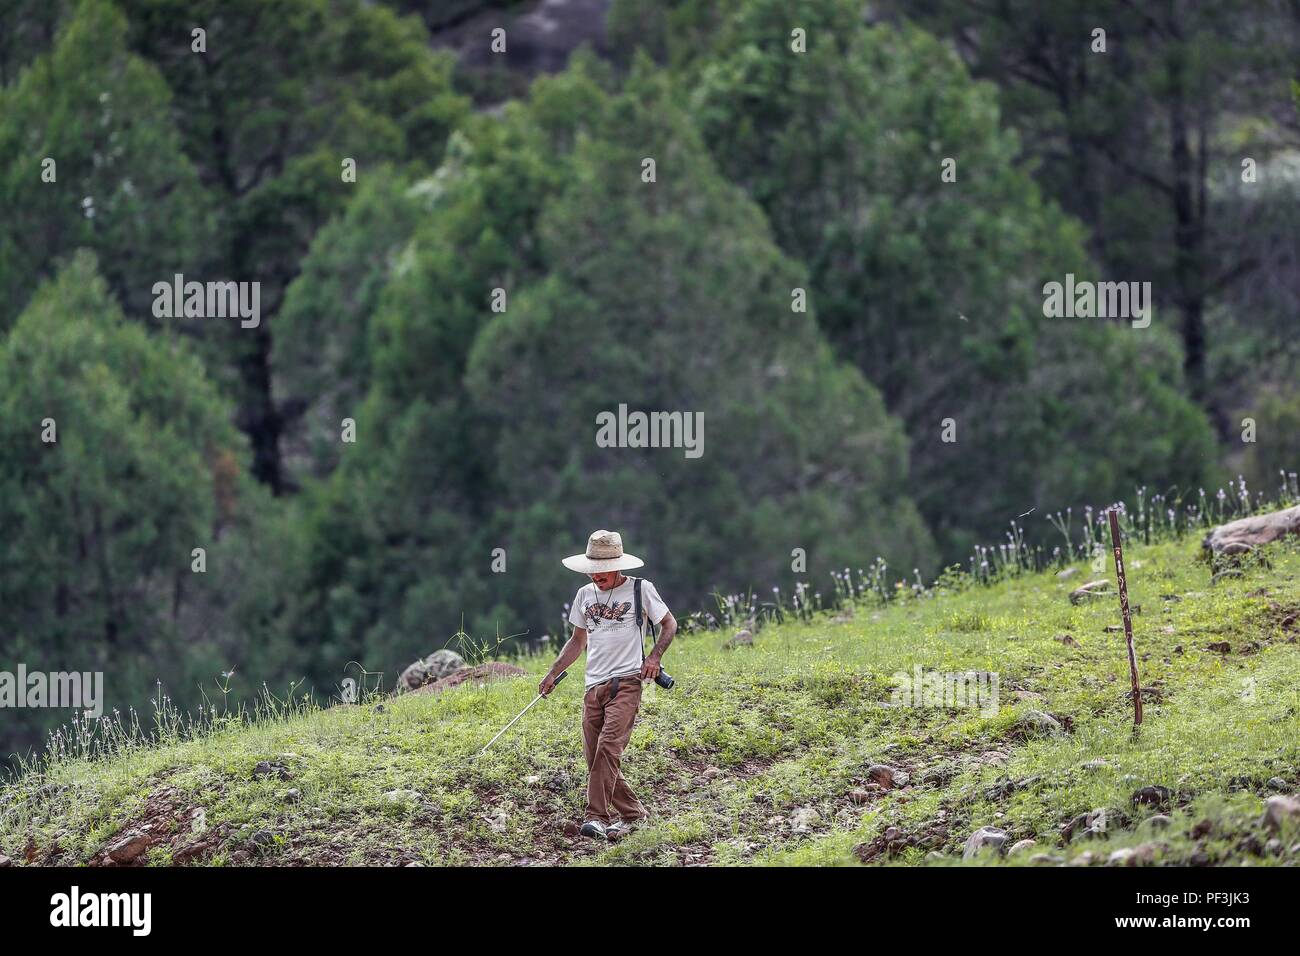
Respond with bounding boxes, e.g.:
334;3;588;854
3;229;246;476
539;530;677;840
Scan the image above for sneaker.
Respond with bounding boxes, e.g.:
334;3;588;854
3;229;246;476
606;817;645;839
579;820;608;839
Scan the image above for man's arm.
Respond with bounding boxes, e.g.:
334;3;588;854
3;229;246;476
640;612;677;680
540;627;586;695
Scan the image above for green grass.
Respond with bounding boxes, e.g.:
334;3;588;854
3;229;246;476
3;537;1300;866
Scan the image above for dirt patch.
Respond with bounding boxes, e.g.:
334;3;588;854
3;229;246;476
411;663;529;696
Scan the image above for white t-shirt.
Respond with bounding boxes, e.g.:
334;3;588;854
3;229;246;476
568;576;669;690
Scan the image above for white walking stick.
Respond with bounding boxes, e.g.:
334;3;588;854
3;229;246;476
478;670;567;756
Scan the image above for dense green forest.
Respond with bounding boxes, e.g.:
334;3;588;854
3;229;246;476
1;0;1297;759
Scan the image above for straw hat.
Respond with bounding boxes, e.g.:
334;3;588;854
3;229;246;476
562;530;645;573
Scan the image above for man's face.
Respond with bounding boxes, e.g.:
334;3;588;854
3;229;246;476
589;571;622;591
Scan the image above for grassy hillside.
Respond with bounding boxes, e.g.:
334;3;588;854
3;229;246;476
3;536;1300;867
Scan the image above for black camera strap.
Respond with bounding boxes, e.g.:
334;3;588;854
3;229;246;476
632;576;656;662
631;576;674;691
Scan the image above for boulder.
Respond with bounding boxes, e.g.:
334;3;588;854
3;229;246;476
1007;839;1037;856
105;831;151;864
1203;505;1300;553
397;649;467;693
1261;795;1300;833
963;826;1007;859
866;764;905;788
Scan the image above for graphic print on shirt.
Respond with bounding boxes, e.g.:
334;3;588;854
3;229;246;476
583;599;632;630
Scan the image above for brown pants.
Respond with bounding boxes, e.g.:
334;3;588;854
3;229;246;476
582;676;647;824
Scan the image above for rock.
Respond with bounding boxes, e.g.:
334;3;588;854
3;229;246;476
1267;777;1289;791
1203;505;1300;553
1191;819;1214;839
925;851;945;861
397;649;467;693
962;826;1007;859
1057;567;1080;580
1007;839;1037;856
405;861;424;867
1131;785;1172;810
790;807;821;832
1063;808;1113;843
1068;851;1097;866
1083;759;1110;772
1016;709;1063;737
562;821;581;838
545;771;574;793
1206;641;1232;654
848;788;873;805
249;829;276;847
724;629;753;650
1265;838;1283;854
486;809;509;834
1107;844;1155;867
106;832;151;863
701;766;723;780
835;808;855;828
1069;580;1112;605
866;764;902;789
253;760;291;780
1055;634;1080;647
285;788;302;803
0;854;12;867
1029;853;1061;865
1261;795;1300;833
1141;815;1171;831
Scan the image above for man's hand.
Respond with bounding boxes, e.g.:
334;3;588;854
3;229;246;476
639;655;661;682
539;672;559;696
